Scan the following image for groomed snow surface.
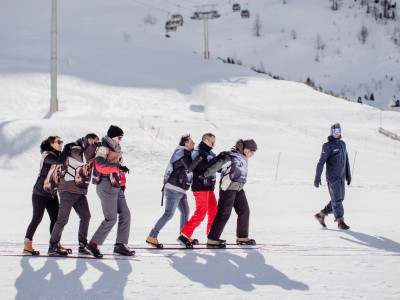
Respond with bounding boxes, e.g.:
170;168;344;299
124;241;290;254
0;0;399;299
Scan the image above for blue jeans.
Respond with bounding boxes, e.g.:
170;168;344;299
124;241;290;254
149;188;189;238
324;180;345;220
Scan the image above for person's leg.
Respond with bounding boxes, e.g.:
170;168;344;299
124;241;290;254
25;194;47;240
46;194;60;235
90;182;119;245
207;189;236;240
327;180;345;220
49;192;76;245
233;189;250;238
206;191;218;235
72;195;91;244
177;193;190;231
116;189;131;244
180;191;208;238
149;188;182;238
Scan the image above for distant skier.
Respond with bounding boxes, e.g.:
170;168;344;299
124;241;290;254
146;134;202;248
177;133;218;247
48;133;99;256
86;125;133;258
201;139;258;248
23;136;74;255
314;123;351;230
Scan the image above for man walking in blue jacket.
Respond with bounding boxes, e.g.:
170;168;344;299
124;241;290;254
314;123;351;230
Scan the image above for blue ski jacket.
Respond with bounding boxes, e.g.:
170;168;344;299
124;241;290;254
315;135;351;183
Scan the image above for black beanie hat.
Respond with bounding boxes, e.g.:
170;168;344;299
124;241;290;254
107;125;124;138
243;139;258;151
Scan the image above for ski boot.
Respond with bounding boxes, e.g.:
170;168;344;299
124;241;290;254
337;219;350;230
177;235;193;249
314;209;328;228
78;242;91;255
23;238;40;255
207;238;226;248
236;237;257;245
114;243;135;256
85;241;103;258
48;243;68;256
146;236;164;249
58;242;72;254
189;238;199;245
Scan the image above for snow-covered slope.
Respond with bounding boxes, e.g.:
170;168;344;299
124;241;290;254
0;0;399;299
1;0;400;109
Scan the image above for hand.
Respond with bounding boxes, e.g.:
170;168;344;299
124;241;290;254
198;174;206;180
314;180;321;188
119;165;130;174
346;179;351;186
216;152;226;159
121;185;126;192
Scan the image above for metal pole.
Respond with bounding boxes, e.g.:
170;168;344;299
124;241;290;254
204;13;209;59
50;0;58;112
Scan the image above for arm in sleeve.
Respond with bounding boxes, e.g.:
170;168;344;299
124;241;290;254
315;143;329;182
345;151;351;181
44;147;70;165
203;156;231;178
180;154;203;172
95;157;120;174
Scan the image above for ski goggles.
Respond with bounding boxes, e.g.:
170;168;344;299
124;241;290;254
331;127;341;134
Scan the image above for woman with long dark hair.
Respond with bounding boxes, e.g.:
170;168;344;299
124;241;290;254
23;136;73;255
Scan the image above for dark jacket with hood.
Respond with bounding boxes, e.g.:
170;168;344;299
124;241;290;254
191;141;216;192
315;135;351;183
33;141;70;197
203;139;249;192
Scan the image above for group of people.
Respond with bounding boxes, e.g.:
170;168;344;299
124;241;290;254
23;122;351;258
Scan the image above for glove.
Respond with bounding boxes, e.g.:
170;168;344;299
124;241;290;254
119;165;130;174
314;180;321;188
198;174;206;180
216;152;226;159
64;142;77;149
121;185;126;192
347;179;351;186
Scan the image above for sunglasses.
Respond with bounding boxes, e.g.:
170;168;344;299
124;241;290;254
207;139;215;146
116;136;123;140
250;150;256;155
55;140;63;144
331;128;341;134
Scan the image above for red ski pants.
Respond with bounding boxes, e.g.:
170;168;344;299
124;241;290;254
180;191;218;238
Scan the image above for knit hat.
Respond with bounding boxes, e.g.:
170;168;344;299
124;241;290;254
107;125;124;138
243;139;258;151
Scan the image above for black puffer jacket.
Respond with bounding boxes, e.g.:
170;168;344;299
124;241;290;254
191;141;216;192
32;141;70;197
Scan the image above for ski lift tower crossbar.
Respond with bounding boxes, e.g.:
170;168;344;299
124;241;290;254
191;5;221;59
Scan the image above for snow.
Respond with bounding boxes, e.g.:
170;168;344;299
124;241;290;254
0;0;400;299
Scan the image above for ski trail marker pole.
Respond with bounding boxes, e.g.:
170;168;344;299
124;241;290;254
351;151;357;178
275;152;281;181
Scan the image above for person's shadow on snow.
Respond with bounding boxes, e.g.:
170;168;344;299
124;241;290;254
169;251;309;291
15;257;86;300
340;230;400;253
84;259;132;300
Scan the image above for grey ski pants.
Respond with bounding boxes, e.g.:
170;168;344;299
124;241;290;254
49;191;91;245
90;179;131;245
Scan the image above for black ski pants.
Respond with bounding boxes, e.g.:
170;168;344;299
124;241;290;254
25;193;59;240
49;191;91;246
207;189;250;240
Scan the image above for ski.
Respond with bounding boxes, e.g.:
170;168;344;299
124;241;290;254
0;252;174;260
131;244;269;250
